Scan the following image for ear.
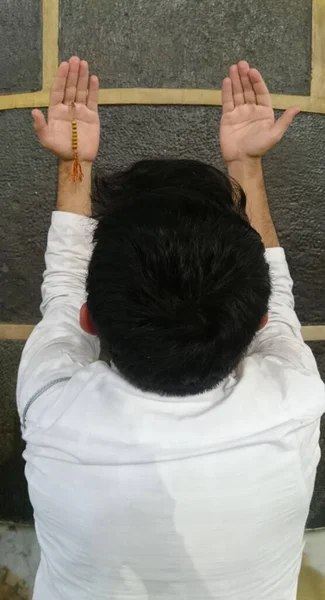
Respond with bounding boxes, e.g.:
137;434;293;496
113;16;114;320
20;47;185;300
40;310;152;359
259;313;269;330
79;303;97;335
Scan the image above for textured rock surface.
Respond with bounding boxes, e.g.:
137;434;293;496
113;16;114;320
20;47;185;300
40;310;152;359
60;0;311;93
2;107;325;324
0;109;56;323
0;342;32;523
0;0;42;94
0;566;32;600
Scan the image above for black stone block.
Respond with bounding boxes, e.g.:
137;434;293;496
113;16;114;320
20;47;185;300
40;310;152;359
0;109;56;323
60;0;311;94
0;0;42;94
0;341;32;523
266;111;325;325
309;342;325;381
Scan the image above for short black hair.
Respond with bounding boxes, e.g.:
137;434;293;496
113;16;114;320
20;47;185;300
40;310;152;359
87;159;270;396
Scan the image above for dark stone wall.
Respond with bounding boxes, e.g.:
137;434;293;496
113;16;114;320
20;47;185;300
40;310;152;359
1;0;324;527
60;0;311;94
0;342;33;523
0;109;55;323
0;0;42;94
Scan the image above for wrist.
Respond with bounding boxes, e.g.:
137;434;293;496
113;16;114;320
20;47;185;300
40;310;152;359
227;158;279;248
59;159;93;174
226;158;263;185
57;160;92;216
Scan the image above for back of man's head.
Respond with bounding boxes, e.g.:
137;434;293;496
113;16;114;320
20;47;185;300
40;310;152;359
87;159;270;396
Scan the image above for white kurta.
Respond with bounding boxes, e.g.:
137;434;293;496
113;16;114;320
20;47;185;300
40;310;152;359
17;212;325;600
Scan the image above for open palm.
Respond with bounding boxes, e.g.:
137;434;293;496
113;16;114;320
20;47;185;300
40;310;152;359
32;57;100;162
220;62;300;163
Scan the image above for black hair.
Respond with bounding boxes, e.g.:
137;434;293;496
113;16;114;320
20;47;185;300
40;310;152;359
87;159;270;396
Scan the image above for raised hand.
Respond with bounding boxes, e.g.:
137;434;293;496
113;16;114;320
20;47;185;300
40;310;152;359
32;56;100;162
220;61;300;164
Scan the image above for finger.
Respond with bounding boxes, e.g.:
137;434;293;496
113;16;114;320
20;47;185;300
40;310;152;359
238;61;256;104
32;109;48;143
87;75;99;111
222;77;234;113
76;60;89;104
229;64;244;106
271;107;301;143
248;68;272;107
49;61;69;106
63;56;81;104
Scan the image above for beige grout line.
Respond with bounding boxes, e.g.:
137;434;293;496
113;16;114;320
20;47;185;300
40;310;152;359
0;91;50;110
301;326;325;341
97;89;321;111
97;88;224;106
311;0;325;100
1;323;325;342
0;325;35;341
0;88;324;113
42;0;59;91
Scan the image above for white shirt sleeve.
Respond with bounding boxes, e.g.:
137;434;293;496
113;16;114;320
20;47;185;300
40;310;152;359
17;211;100;421
249;248;325;479
248;247;319;375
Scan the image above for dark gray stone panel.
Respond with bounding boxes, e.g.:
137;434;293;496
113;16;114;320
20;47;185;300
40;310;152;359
60;0;311;94
306;342;325;529
266;111;325;325
0;109;57;323
0;0;42;94
307;342;325;381
0;341;32;523
2;106;325;324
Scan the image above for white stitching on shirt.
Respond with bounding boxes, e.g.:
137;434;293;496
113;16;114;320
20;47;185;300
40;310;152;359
22;377;71;430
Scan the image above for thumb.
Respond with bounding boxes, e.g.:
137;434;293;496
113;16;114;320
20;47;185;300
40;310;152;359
271;107;300;143
32;109;48;143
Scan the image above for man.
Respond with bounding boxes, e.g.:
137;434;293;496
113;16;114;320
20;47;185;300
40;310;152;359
17;57;324;600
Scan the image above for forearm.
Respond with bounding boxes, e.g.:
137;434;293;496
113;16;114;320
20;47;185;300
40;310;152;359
40;210;96;314
57;160;92;215
40;159;95;311
17;171;99;416
227;159;279;248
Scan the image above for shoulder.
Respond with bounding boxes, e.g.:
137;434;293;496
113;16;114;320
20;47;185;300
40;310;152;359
247;352;325;425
